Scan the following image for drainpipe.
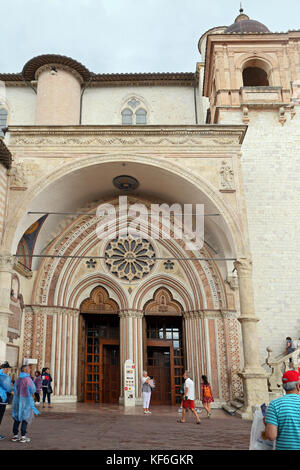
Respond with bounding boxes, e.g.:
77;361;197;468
193;74;198;125
80;75;93;125
21;75;37;95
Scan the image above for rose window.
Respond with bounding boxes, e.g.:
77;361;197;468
105;236;155;281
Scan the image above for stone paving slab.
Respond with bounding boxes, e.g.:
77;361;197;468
0;403;252;450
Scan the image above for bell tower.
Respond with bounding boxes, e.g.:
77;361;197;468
202;8;300;125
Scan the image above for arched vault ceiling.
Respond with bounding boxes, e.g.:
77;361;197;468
11;160;240;263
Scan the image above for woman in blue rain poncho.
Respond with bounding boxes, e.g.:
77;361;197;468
11;364;39;443
0;361;13;440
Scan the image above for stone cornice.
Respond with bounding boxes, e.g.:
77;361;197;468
7;125;247;149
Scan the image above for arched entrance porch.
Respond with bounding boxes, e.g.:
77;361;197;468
0;150;270;417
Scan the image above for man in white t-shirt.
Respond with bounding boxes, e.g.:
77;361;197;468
178;371;201;424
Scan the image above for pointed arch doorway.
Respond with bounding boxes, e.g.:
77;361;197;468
78;286;120;403
144;288;185;406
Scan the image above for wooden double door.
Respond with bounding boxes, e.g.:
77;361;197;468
147;342;174;405
146;316;185;406
84;316;120;404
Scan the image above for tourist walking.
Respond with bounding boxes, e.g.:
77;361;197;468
41;367;53;408
11;364;39;443
33;371;42;405
200;375;214;418
265;370;300;450
286;337;297;355
178;371;201;425
141;371;152;414
286;337;297;364
0;362;13;440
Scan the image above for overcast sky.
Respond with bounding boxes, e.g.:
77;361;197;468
1;0;299;74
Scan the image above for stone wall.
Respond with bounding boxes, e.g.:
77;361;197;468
220;107;300;360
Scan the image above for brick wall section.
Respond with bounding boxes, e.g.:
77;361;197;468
221;108;300;360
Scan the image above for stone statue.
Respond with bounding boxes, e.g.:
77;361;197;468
9;162;27;188
220;160;234;190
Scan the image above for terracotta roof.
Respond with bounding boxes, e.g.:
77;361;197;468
0;138;12;169
22;54;92;81
0;54;197;87
90;72;197;87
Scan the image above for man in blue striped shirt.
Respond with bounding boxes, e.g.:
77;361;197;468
265;369;300;450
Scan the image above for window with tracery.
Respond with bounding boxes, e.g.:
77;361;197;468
105;236;155;281
121;98;147;125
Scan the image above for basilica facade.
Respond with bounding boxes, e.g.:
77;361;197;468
0;9;299;419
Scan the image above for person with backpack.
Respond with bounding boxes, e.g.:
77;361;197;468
41;367;53;408
201;375;214;418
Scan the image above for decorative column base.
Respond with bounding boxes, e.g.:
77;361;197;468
237;370;270;420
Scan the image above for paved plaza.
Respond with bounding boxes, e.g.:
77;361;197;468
0;403;252;450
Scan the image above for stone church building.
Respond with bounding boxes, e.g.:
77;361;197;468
0;9;299;419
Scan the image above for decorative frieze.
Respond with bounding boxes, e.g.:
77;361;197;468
7;125;246;150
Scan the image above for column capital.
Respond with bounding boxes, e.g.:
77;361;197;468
234;257;252;278
27;305;80;316
0;253;15;273
119;309;144;319
183;310;203;320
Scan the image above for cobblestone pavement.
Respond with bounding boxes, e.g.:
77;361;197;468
0;403;252;450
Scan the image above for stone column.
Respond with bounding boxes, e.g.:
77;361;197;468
119;310;144;405
234;257;269;419
183;311;204;402
0;253;14;363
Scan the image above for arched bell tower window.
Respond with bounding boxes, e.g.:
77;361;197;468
243;67;269;86
242;59;272;87
0;108;8;137
121;97;148;125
